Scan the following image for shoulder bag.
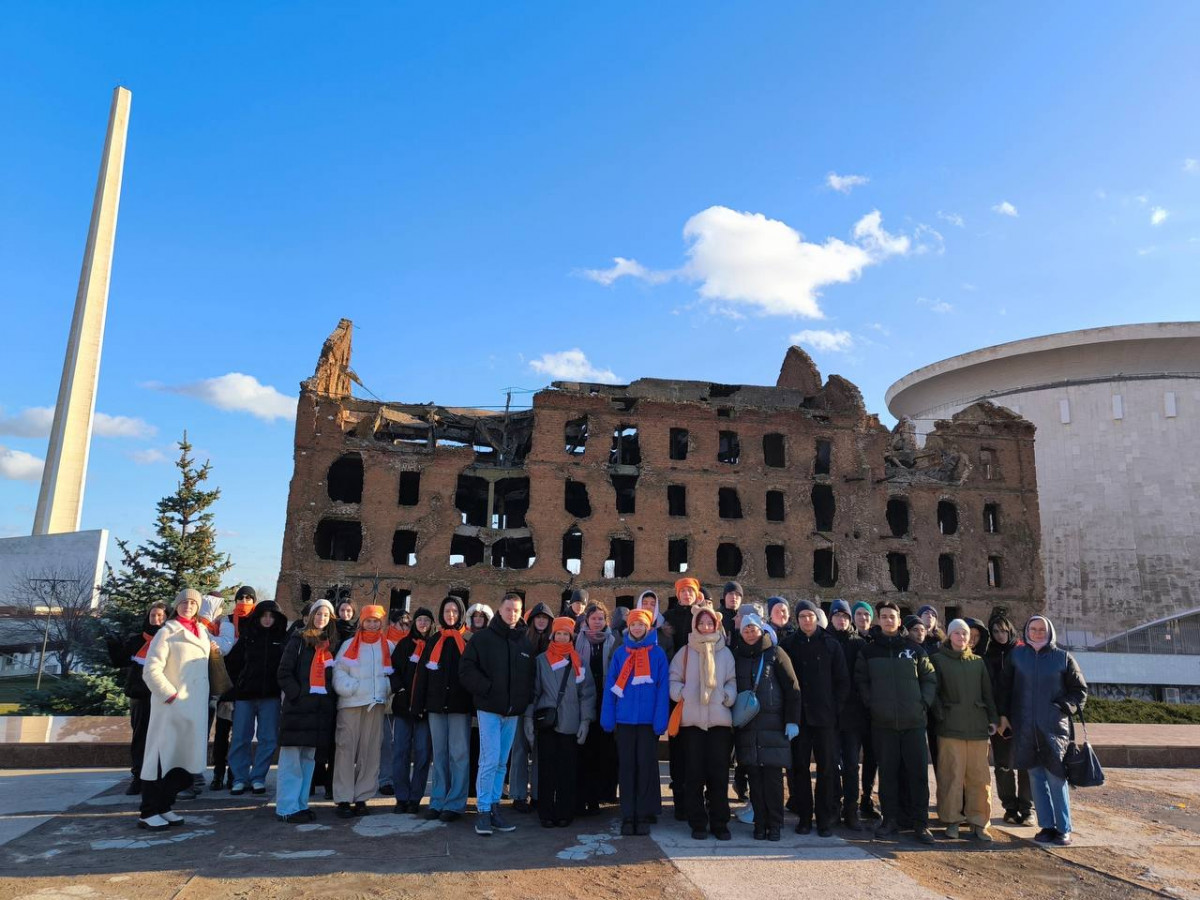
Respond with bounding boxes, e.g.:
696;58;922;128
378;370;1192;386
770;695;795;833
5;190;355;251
534;664;572;732
731;654;766;728
1063;706;1105;787
667;647;688;738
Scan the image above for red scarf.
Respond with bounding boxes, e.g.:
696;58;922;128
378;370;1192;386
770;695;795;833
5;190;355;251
545;640;584;682
426;627;466;670
612;645;653;697
176;615;200;638
309;639;334;694
132;632;154;666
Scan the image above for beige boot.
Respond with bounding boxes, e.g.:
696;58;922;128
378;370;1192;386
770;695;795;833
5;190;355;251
975;824;993;842
944;823;960;839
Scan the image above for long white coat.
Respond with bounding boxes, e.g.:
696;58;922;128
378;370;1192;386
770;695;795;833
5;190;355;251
140;620;212;779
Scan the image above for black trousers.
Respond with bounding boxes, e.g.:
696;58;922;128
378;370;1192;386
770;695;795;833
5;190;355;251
790;724;839;828
537;730;578;823
615;724;661;822
990;732;1032;814
860;727;877;804
212;716;232;777
140;764;192;818
680;726;733;830
837;729;862;815
129;698;151;779
577;722;618;809
746;765;784;829
874;727;929;827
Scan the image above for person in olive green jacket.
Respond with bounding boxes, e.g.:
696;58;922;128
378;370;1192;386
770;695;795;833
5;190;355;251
854;601;938;844
930;619;999;842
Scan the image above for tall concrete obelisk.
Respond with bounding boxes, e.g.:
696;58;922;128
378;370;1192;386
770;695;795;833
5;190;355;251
33;87;131;535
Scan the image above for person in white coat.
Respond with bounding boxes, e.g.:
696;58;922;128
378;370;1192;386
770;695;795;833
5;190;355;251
139;588;212;830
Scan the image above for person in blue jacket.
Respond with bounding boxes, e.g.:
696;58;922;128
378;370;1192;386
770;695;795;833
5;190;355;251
601;607;670;836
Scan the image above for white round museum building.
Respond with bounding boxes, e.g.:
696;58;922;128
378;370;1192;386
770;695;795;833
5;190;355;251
887;322;1200;647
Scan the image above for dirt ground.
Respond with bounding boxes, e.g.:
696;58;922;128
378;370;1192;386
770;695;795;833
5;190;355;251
1;768;1198;900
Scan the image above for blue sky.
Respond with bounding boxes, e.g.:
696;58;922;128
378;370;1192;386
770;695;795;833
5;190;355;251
2;3;1198;593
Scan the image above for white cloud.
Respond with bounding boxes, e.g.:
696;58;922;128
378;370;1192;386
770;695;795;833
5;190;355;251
161;373;297;422
0;445;43;481
851;210;911;257
0;406;154;439
991;201;1019;218
529;350;621;383
917;297;954;314
129;448;168;465
826;172;869;194
936;210;965;228
865;322;890;336
1150;206;1169;226
1184;159;1199;174
576;257;674;286
790;329;854;353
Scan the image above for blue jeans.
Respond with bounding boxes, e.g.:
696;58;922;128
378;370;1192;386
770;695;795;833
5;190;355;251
428;712;471;813
1029;766;1072;833
275;746;315;816
391;715;432;804
379;715;395;787
476;711;518;813
229;697;281;785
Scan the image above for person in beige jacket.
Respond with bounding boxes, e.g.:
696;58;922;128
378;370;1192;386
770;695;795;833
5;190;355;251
139;588;213;830
668;605;737;840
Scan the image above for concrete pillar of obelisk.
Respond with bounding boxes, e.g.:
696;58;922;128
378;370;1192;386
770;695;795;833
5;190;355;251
33;86;132;535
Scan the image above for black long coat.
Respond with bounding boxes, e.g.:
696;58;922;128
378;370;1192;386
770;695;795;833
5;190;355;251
733;635;801;768
276;630;340;751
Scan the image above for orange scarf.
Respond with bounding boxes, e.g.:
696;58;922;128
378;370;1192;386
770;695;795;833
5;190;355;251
408;637;426;664
232;600;255;638
545;639;584;682
426;627;466;670
132;632;153;666
309;640;333;693
341;626;383;667
612;646;653;696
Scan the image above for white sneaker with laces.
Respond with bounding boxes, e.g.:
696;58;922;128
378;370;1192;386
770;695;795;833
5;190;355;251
161;811;184;825
138;815;170;830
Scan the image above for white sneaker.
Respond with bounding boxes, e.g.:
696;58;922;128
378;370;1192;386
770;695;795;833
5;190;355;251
736;803;755;825
161;811;184;826
137;815;170;830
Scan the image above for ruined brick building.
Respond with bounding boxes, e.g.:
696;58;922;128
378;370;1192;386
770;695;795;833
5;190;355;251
275;320;1044;624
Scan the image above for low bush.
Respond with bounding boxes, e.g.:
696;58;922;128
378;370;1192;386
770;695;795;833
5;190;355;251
1084;697;1200;724
17;674;129;715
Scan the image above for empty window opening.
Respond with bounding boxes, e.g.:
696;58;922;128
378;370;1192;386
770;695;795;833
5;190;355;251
766;545;786;579
562;527;583;575
326;454;364;504
813;549;838;587
763;433;786;468
615;595;636;610
300;583;312;606
668;484;688;517
887;552;910;592
668;539;689;574
980;448;998;480
983;503;1000;534
610;426;641;466
492;536;536;570
455;475;489;527
398;471;421;506
448;587;470;606
814;440;832;476
938;554;956;590
987;556;1003;588
611;396;637;412
766;490;786;522
611;473;638;514
937;500;959;535
669;428;689;461
314;519;362;561
716;408;733;418
565;417;588;455
812;484;835;532
717;431;741;464
718;487;743;519
492;477;530;529
716;543;743;577
391;529;418;567
565;479;592;518
886;497;910;537
710;383;741;399
389;588;411;613
605;538;635;579
449;534;485;567
944;605;962;625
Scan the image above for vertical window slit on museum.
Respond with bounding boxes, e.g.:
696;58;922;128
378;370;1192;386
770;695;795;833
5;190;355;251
605;538;635;578
814;440;832;476
937;500;958;535
886;497;910;537
611;473;638;514
765;544;786;578
717;431;740;464
716;542;743;577
668;538;689;573
887;551;910;591
565;479;592;517
938;553;955;589
565;417;588;455
562;527;583;575
326;454;364;503
391;529;418;566
762;433;786;468
669;428;689;461
718;486;743;519
766;490;785;522
398;471;420;506
813;548;838;587
610;425;641;465
811;484;835;532
668;484;688;517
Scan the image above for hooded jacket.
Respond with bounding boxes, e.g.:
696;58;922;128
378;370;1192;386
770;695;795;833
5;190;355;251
122;611;164;700
999;616;1088;777
600;628;671;734
575;626;618;722
983;613;1018;692
783;624;850;728
411;598;475;716
390;606;437;717
224;600;289;701
524;602;555;656
277;624;341;750
854;626;937;732
930;644;998;740
732;633;802;768
459;612;534;716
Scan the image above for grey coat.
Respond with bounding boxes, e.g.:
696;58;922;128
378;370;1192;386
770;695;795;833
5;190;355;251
525;653;597;737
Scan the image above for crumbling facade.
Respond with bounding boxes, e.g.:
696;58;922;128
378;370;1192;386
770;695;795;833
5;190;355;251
276;320;1044;624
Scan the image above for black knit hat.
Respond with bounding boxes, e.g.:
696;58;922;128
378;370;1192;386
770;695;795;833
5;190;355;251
722;581;744;598
234;585;257;601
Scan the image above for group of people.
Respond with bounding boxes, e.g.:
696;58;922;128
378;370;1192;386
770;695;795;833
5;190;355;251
121;579;1087;848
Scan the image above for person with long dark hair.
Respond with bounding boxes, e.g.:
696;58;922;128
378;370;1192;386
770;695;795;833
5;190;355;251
574;602;618;814
121;602;169;796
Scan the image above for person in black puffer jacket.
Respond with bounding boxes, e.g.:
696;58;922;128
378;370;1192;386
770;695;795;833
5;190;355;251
999;615;1087;846
783;599;849;836
388;606;437;815
985;610;1032;823
827;599;870;830
335;599;357;643
121;602;169;795
733;613;801;842
275;599;340;822
225;599;289;794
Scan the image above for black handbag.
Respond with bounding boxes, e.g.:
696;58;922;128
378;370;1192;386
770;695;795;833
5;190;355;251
1063;707;1105;788
534;665;572;732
